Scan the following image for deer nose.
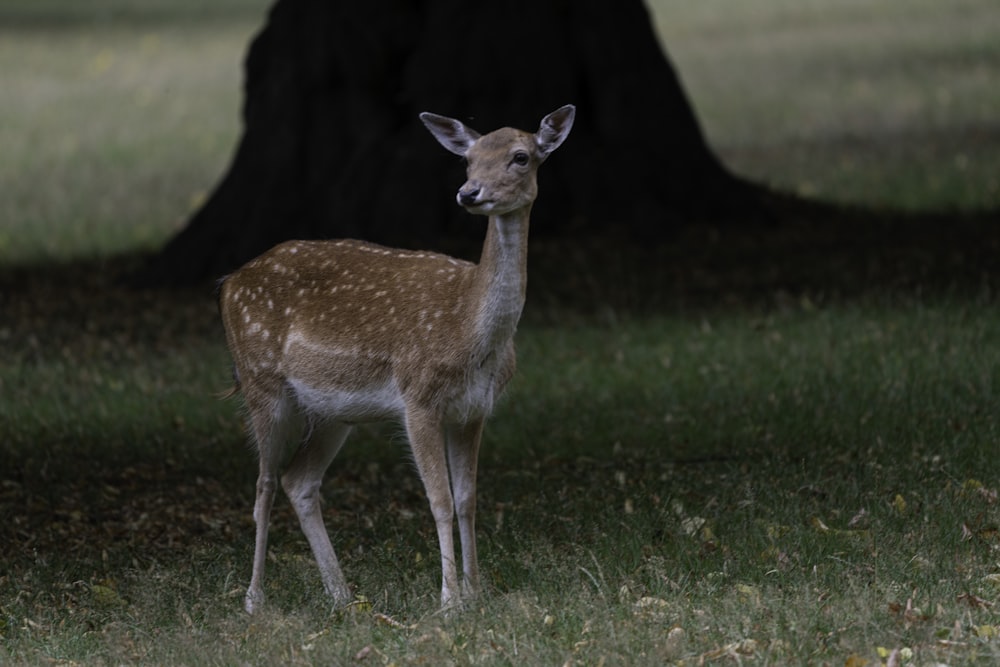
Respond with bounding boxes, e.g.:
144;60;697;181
457;186;480;207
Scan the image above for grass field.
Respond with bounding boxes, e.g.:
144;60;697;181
0;0;270;264
653;0;1000;211
2;1;1000;665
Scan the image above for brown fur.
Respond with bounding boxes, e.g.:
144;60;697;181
219;105;575;614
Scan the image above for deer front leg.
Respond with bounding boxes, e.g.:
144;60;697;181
281;420;353;607
446;419;483;599
405;406;460;608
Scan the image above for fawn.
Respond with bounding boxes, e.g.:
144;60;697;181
219;105;575;613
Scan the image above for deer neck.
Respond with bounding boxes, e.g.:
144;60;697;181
470;206;530;352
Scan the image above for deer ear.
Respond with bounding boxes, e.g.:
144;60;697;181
420;112;481;157
535;104;575;158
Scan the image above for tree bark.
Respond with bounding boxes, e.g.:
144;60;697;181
141;0;761;285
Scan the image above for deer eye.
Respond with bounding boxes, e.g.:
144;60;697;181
511;151;529;166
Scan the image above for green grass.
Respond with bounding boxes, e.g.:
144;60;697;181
2;0;1000;665
0;0;269;264
653;0;1000;211
4;289;1000;664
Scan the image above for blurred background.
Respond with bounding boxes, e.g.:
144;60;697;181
2;0;996;265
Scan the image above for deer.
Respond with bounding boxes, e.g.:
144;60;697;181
218;105;575;614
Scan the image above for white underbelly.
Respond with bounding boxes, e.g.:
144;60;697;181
286;363;505;424
287;377;406;423
444;371;498;422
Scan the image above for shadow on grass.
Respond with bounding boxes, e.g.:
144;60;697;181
5;195;999;311
1;198;998;580
526;197;1000;321
2;198;997;466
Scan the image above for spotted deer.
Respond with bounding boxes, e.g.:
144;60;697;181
219;105;575;614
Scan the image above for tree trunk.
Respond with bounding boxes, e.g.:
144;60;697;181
141;0;761;285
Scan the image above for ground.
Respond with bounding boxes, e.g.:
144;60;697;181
2;1;1000;664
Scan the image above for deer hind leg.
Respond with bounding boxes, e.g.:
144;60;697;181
446;419;484;599
281;419;353;607
244;388;301;615
405;406;460;608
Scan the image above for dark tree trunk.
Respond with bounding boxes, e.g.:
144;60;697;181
142;0;761;285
